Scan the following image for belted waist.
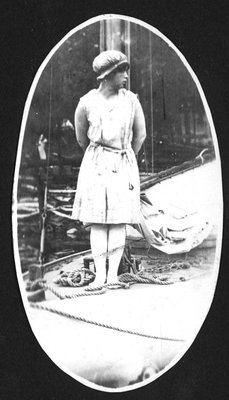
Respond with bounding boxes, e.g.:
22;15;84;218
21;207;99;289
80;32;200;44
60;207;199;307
88;142;134;189
89;141;131;155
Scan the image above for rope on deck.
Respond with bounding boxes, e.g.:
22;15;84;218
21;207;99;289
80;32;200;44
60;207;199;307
43;283;106;299
119;272;172;285
84;274;172;293
26;279;106;299
30;302;185;343
26;268;174;300
53;268;95;287
84;281;130;292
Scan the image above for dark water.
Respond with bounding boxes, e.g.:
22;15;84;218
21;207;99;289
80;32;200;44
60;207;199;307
18;223;90;273
17;175;91;272
18;220;216;276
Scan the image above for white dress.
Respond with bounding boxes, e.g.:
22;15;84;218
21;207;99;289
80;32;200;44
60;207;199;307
72;88;141;224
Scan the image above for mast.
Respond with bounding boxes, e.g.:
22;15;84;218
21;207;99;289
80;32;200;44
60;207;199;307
39;59;53;266
149;31;154;172
124;20;131;91
29;60;53;285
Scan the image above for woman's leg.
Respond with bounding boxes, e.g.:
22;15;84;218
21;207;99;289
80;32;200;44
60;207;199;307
107;224;126;284
90;224;108;285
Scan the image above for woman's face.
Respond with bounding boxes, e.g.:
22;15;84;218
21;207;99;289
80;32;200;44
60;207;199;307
107;65;129;90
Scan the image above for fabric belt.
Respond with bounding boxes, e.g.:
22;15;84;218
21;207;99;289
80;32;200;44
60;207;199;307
89;142;134;190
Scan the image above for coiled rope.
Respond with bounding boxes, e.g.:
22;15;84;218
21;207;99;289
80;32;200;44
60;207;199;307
119;272;172;285
84;273;172;292
53;268;96;287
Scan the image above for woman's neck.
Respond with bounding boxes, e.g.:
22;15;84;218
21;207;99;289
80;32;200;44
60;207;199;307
98;81;119;98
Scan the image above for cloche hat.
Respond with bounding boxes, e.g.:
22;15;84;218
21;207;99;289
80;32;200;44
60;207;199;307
92;50;129;81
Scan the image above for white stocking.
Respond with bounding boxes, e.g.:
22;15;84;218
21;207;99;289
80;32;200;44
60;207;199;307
90;224;108;285
107;224;126;284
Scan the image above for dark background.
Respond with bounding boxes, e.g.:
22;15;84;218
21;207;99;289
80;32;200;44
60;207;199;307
1;1;229;399
19;17;213;175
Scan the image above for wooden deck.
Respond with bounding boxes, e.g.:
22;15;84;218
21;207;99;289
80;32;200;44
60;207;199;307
25;243;219;391
20;158;222;391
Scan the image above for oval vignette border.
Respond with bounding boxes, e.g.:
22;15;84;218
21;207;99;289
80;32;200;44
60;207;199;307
12;13;223;393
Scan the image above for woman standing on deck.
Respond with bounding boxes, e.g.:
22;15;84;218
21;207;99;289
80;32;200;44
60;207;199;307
72;50;146;286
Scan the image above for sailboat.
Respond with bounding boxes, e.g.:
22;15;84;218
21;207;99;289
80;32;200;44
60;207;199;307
13;16;223;391
16;143;221;390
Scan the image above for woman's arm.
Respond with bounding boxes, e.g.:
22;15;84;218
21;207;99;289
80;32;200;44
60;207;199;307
74;101;90;152
131;99;147;155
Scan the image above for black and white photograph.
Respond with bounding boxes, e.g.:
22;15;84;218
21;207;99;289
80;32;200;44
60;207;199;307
11;14;223;392
1;2;228;399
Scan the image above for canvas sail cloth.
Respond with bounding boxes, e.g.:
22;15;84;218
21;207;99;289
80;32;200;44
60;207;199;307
128;153;219;255
129;194;212;255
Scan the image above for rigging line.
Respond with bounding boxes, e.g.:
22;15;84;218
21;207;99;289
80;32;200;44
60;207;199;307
160;38;166;120
136;92;149;174
38;60;53;265
30;303;185;342
45;59;53;193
